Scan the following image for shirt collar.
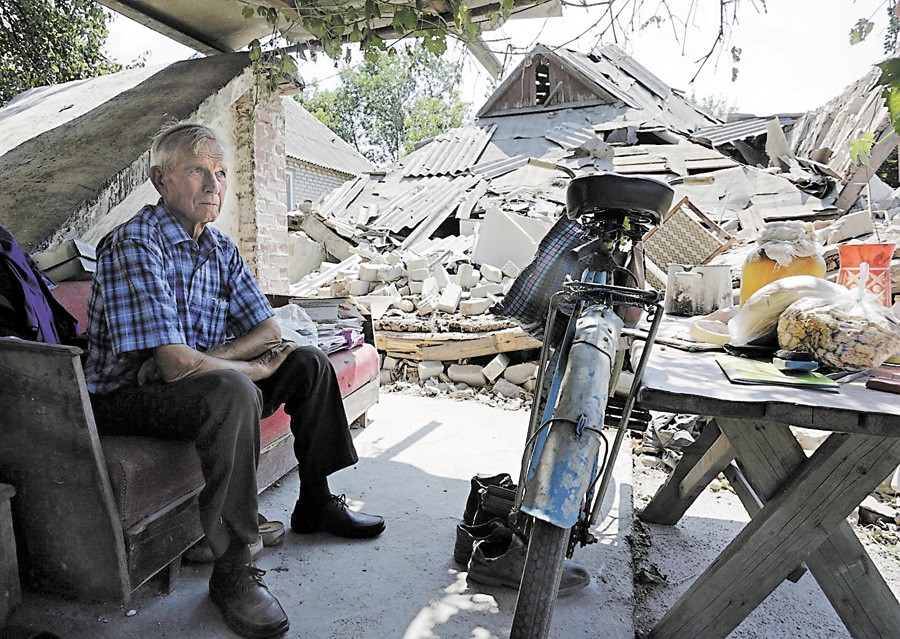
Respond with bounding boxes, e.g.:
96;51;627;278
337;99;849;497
154;200;220;252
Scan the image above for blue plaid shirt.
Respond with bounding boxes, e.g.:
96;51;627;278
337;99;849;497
84;202;275;394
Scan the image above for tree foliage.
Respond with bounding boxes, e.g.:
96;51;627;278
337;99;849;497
0;0;126;107
299;41;471;164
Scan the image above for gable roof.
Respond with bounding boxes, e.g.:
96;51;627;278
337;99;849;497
477;43;716;134
282;98;373;176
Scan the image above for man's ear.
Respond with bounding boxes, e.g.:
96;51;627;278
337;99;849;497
149;166;166;195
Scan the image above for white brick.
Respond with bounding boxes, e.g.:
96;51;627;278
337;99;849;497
470;283;503;298
395;299;415;312
418;360;444;381
501;261;521;279
406;257;428;271
480;263;504;283
438;283;463;313
377;265;404;282
460;297;492;315
358;263;380;281
448;364;487;387
417;296;438;315
409;268;430;282
347;279;371;296
379;370;394;385
458;263;480;289
398;285;411;296
483;353;510;381
421;277;439;299
433;265;451;290
408;281;424;295
382;355;399;370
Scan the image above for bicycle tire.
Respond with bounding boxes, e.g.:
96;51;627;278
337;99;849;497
509;518;569;639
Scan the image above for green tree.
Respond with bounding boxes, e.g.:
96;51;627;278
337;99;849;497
0;0;126;107
299;41;471;164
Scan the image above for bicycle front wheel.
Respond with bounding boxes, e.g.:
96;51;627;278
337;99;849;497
509;518;569;639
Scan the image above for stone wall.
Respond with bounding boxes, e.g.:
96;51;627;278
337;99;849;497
286;159;353;210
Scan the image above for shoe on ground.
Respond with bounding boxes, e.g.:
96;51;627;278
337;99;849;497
467;526;591;596
209;562;289;638
454;519;505;566
291;494;385;538
185;535;264;564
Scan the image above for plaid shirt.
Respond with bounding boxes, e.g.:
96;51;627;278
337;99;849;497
84;202;274;394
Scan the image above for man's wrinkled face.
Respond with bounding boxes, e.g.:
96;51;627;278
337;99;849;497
153;139;228;240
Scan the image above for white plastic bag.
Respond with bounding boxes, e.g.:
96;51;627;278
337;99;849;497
776;268;900;371
273;304;318;348
727;275;847;347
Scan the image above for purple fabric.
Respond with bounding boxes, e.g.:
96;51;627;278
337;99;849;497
0;224;77;344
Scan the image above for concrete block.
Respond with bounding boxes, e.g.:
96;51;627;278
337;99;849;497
822;209;877;245
409;281;424;295
470;283;503;298
377;265;404;282
418;360;444;381
395;299;415;312
417;296;438;316
458;263;480;289
493;378;522;398
358;262;380;282
483;353;510;381
481;263;504;283
406;257;428;272
421;277;439;299
409;268;430;282
348;279;371;296
379;370;394;385
398;285;411;296
460;297;493;315
433;265;451;290
505;362;539;385
438;283;463;313
501;261;521;279
386;251;404;265
382;355;399;370
448;364;487;387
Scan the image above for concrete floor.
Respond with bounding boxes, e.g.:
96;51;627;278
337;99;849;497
6;393;637;639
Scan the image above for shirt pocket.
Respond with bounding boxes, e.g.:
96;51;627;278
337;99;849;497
193;296;229;351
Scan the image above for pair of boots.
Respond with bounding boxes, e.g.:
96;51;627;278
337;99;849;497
457;474;590;596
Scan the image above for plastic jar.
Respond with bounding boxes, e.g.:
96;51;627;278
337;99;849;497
739;222;826;306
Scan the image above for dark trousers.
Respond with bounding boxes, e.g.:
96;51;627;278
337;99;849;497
91;346;359;558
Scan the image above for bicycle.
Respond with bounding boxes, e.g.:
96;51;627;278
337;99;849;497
508;171;674;639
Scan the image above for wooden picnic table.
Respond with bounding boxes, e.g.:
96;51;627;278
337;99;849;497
635;330;900;639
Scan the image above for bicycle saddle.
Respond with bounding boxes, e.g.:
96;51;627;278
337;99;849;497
565;172;675;226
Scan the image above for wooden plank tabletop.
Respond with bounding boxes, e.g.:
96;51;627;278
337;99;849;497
636;319;900;436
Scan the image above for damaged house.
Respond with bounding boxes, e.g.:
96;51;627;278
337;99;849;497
293;43;899;402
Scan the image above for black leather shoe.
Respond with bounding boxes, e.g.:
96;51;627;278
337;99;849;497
209;563;289;638
291;494;385;538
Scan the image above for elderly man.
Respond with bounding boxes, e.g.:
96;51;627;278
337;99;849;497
83;122;384;638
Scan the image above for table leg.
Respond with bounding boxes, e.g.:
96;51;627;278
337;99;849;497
639;419;734;525
719;418;900;638
648;419;900;639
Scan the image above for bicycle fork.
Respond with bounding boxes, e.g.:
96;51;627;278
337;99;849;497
518;303;623;530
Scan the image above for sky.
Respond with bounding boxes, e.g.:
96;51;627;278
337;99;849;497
103;0;894;117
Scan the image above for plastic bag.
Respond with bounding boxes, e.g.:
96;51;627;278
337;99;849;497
272;304;318;348
728;275;847;347
776;269;900;371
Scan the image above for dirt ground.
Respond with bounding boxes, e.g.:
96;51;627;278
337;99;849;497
630;461;900;638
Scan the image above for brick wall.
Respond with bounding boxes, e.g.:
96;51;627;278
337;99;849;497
233;94;290;295
286;159;354;210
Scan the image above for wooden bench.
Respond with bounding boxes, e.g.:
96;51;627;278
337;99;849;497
0;282;379;603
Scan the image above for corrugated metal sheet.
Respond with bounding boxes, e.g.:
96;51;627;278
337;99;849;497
692;117;796;148
593;44;671;101
544;122;599;150
283;98;374;176
402;125;497;178
470;156;529;179
370;175;479;234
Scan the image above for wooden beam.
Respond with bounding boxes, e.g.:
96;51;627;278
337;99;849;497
375;327;541;361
